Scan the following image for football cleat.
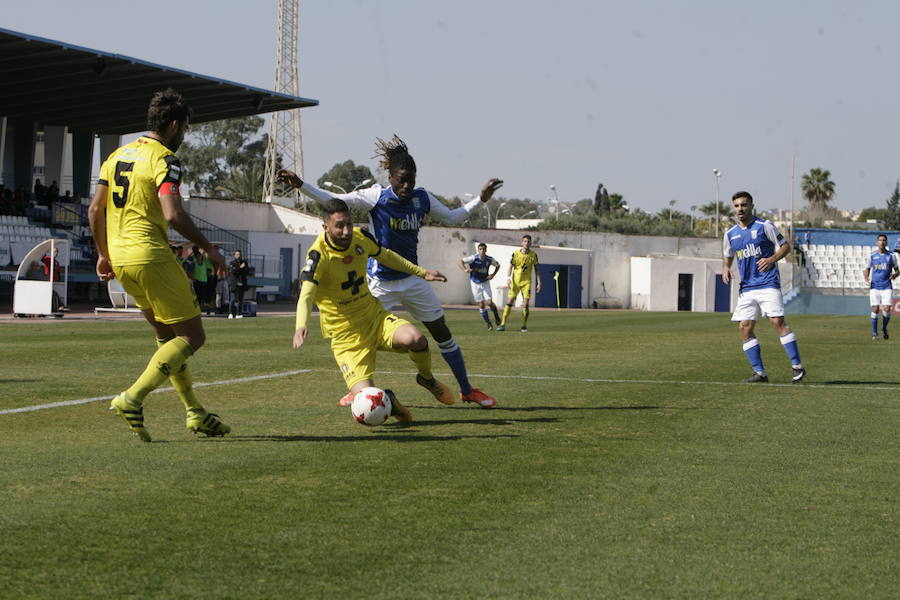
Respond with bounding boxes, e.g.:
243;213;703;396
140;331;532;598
186;410;231;437
385;389;412;423
338;391;354;407
486;323;493;330
742;373;769;383
110;393;151;442
495;325;506;331
520;327;528;333
883;332;890;340
415;374;455;405
461;388;497;408
791;366;807;383
873;335;879;341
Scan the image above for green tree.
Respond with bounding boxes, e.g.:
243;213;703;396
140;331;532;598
592;184;627;215
857;206;889;224
215;162;265;202
178;116;268;199
885;181;900;230
801;168;836;210
316;160;376;194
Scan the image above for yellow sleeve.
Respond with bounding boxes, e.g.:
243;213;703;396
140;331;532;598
98;158;112;186
295;278;317;331
376;247;427;279
296;245;325;330
154;151;183;188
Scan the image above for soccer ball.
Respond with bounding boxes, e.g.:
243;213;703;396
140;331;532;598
350;387;392;426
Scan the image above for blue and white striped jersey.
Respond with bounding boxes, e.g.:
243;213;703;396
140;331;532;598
723;217;785;292
867;250;897;290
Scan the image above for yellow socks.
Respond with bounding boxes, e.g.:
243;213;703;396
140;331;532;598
500;305;512;327
408;347;434;380
127;337;193;403
522;306;530;328
156;338;203;411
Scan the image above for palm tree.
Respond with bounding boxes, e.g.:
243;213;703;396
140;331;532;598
215;162;265;202
801;168;836;210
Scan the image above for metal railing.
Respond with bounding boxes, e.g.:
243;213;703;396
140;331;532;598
169;214;250;257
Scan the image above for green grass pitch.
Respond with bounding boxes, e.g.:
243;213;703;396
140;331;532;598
0;310;897;598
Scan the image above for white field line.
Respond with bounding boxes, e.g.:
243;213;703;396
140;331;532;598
0;369;312;415
3;368;897;416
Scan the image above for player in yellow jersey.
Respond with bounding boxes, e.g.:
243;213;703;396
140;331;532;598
293;198;454;421
87;88;230;442
497;234;541;332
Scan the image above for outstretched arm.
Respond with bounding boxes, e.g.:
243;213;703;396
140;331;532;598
376;247;446;282
277;169;379;211
427;178;503;225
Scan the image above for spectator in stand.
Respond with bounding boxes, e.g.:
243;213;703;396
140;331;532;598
14;187;26;215
47;181;60;202
186;245;209;305
61;190;73;203
34;179;46;206
228;250;249;319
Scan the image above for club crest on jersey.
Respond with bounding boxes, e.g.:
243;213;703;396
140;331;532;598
413;198;421;210
736;243;762;260
751;229;758;239
389;213;423;231
355;245;364;255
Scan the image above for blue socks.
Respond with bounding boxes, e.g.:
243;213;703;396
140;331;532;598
438;337;472;395
743;338;765;375
480;309;491;325
882;313;890;336
780;332;802;367
872;312;879;337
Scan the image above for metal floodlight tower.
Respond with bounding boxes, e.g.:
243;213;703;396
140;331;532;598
263;0;305;207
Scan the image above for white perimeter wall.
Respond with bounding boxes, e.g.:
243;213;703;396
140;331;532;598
630;256;726;312
176;198;732;308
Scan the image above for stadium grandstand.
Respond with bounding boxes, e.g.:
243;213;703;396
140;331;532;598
0;27;318;306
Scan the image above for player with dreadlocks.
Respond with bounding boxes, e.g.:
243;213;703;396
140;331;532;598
278;135;503;409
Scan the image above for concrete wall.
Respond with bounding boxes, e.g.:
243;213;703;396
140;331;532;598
176;197;733;308
431;228;722;308
630;256;727;312
183;197;323;235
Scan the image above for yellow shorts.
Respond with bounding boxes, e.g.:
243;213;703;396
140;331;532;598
508;280;533;300
114;258;200;324
330;312;410;388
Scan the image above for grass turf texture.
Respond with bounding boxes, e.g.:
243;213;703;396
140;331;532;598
0;311;897;599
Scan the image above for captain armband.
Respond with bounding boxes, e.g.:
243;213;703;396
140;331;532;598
159;182;179;196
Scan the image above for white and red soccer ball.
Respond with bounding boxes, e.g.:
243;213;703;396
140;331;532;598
350;387;392;426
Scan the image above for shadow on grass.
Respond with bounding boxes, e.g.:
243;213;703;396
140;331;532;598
399;416;561;427
482;405;660;412
824;380;900;385
199;433;520;443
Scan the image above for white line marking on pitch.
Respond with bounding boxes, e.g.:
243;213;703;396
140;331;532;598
0;369;312;415
3;368;897;416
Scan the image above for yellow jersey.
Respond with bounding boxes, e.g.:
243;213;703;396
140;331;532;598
98;136;182;266
297;228;427;338
510;249;539;285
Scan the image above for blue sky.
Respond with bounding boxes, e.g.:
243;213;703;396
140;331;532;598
6;0;900;213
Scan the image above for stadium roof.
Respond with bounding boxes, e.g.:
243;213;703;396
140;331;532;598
0;27;318;134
